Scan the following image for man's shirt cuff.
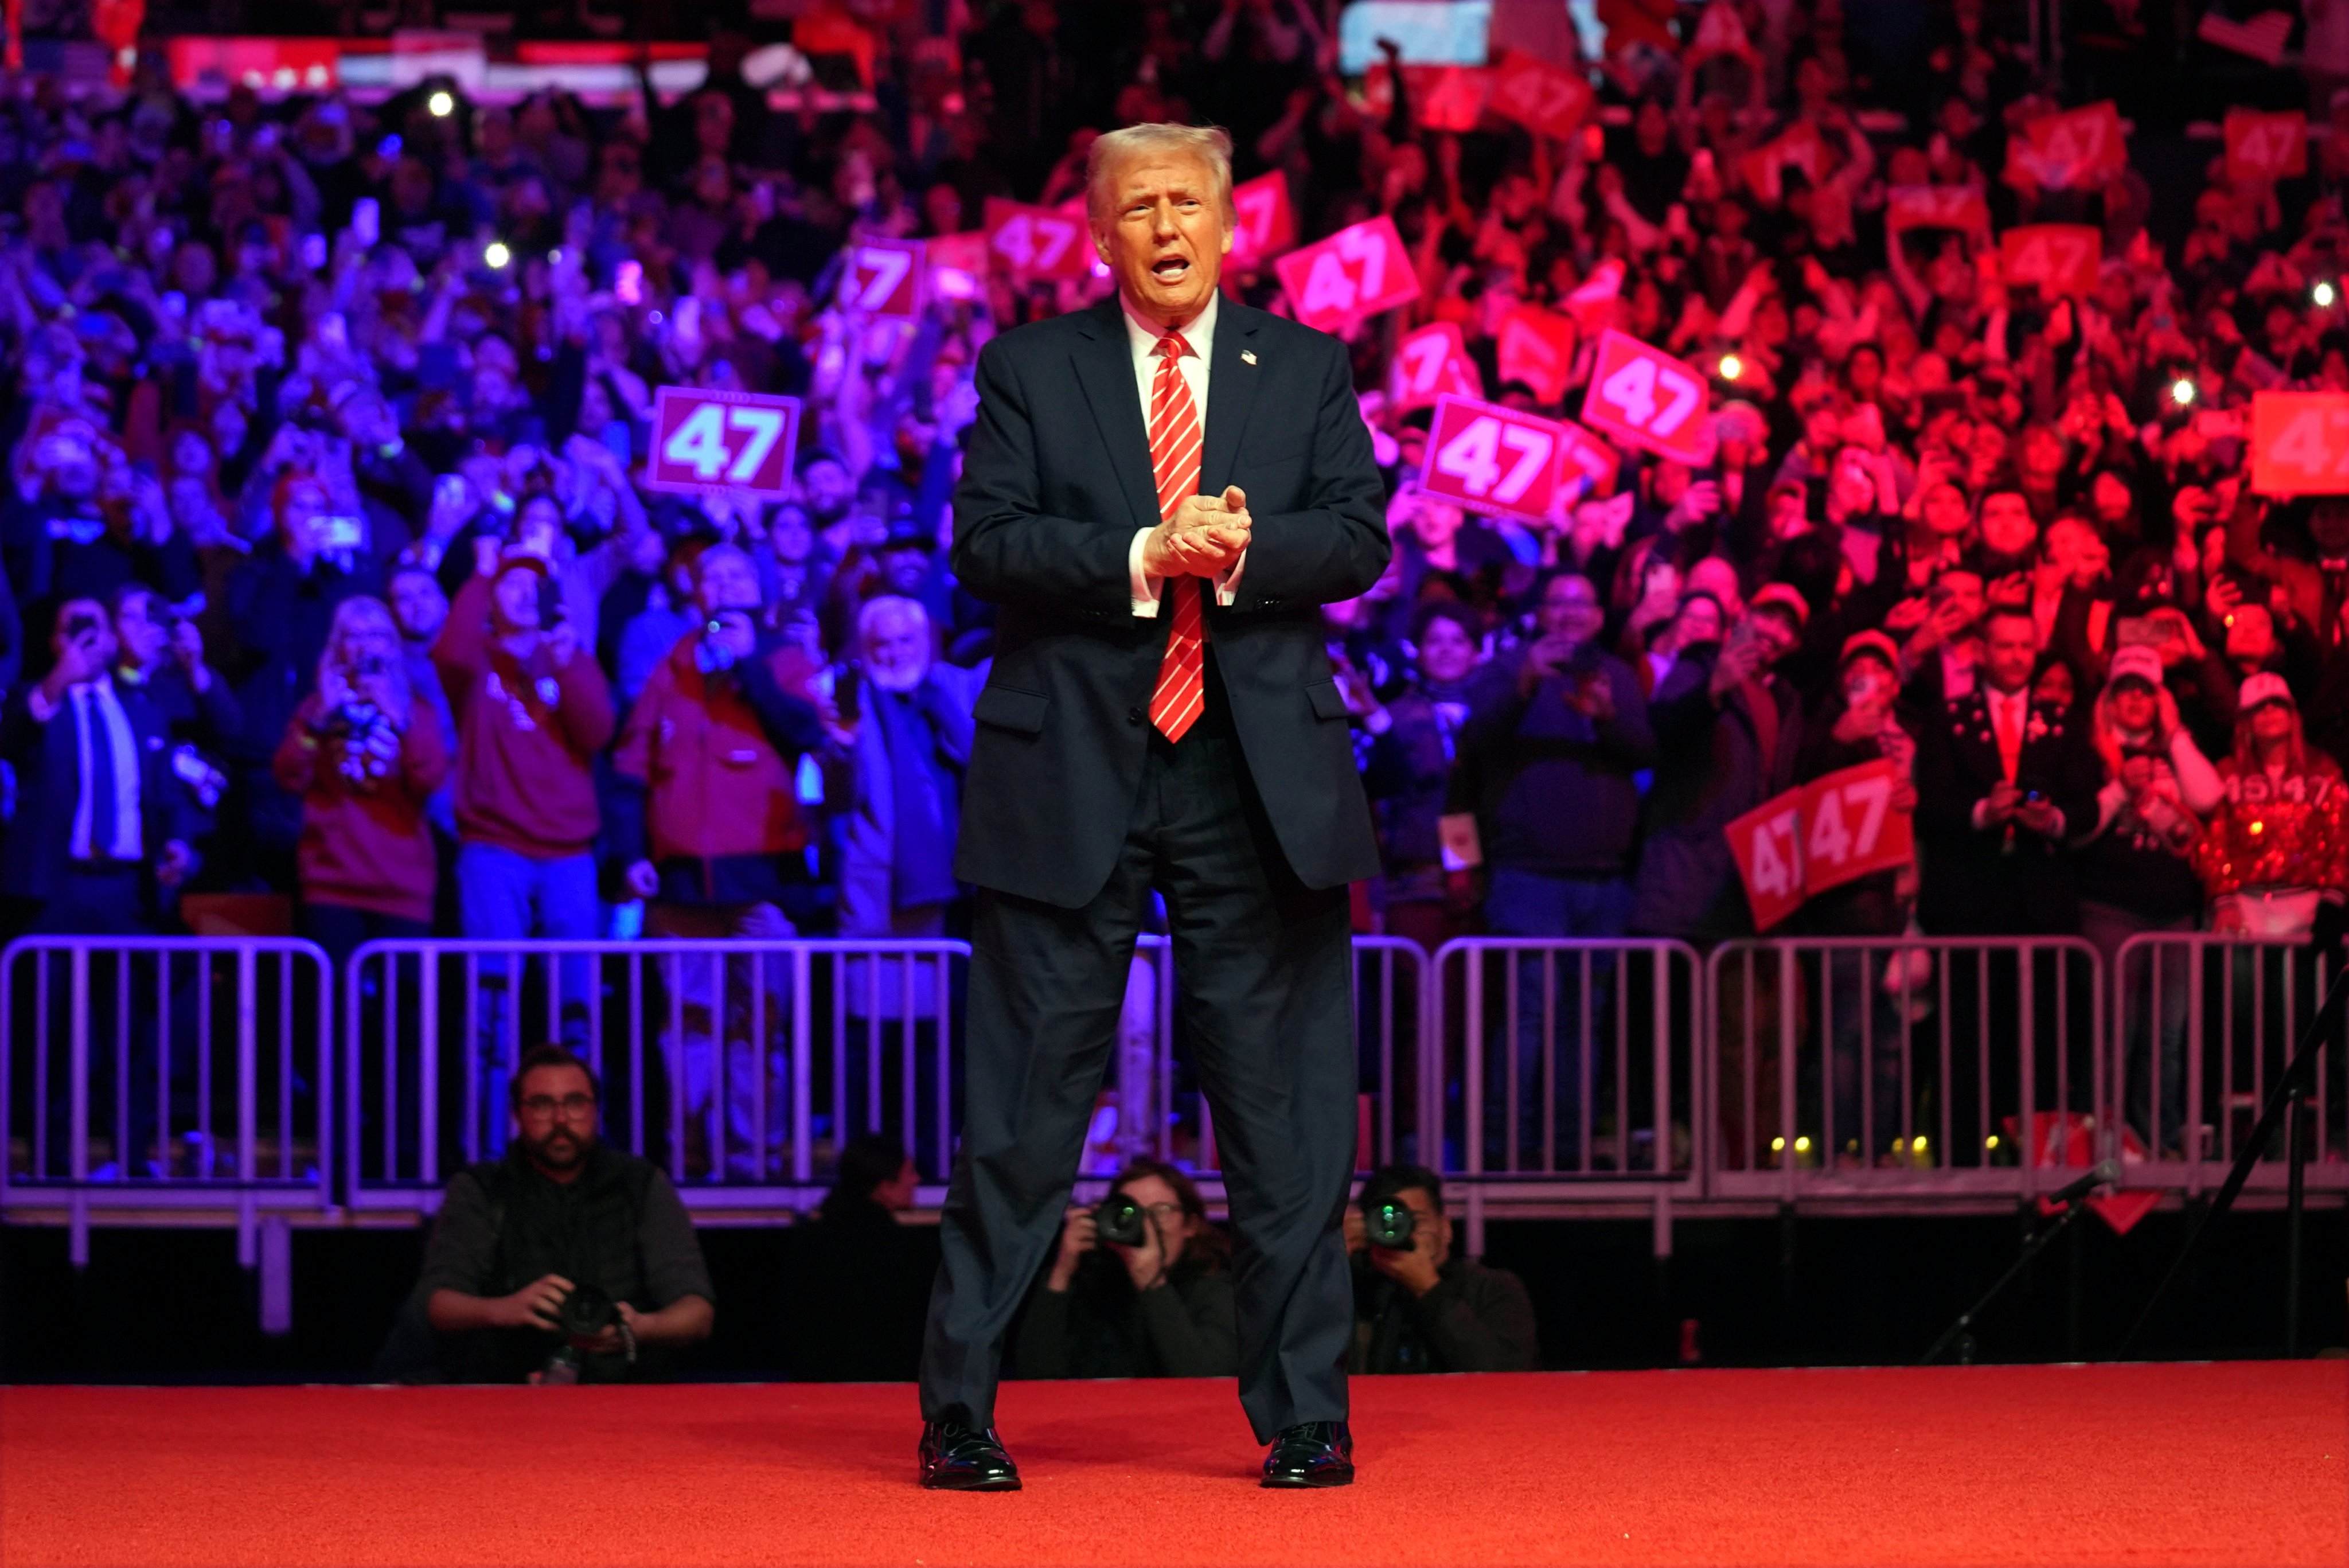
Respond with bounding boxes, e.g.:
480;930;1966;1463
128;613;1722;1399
1129;527;1248;617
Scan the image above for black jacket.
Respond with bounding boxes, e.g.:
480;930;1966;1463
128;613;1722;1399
950;296;1391;906
1014;1253;1239;1379
1913;687;2103;935
1350;1257;1540;1374
0;677;202;906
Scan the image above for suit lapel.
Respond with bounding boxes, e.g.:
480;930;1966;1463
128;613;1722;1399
1200;297;1262;498
1069;298;1160;532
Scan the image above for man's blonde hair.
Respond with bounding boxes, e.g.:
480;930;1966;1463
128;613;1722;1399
1085;123;1236;229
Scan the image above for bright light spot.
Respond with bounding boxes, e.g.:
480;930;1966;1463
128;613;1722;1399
549;249;563;265
1911;1136;1928;1152
1770;1136;1786;1153
1793;1136;1812;1153
1719;353;1743;381
1986;1134;2002;1149
483;241;511;270
428;91;455;118
2317;282;2338;308
2171;378;2196;407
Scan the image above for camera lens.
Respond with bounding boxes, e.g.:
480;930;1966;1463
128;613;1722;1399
557;1281;616;1340
1365;1199;1417;1251
1092;1192;1148;1248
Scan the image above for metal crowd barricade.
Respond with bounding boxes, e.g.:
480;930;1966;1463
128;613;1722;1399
0;936;334;1327
2112;934;2348;1198
1704;937;2105;1204
344;938;966;1211
1433;938;1705;1255
1115;935;1433;1183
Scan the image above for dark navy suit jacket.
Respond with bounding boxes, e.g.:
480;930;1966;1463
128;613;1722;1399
950;295;1390;907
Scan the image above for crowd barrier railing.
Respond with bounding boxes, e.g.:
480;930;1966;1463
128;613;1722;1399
1704;936;2106;1204
0;935;334;1328
2111;934;2348;1198
1431;938;1706;1254
343;938;966;1211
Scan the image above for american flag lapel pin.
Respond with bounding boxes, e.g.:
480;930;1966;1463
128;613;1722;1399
1241;349;1257;365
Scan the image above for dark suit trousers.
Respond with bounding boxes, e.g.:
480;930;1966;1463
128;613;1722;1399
919;723;1357;1444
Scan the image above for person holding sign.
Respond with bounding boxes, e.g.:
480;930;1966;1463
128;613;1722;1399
920;123;1387;1492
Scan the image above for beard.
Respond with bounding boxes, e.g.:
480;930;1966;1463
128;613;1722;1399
521;1125;591;1173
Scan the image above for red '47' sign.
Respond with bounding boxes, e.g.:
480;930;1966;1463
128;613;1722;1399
2006;101;2126;190
1422;395;1578;525
1390;322;1481;413
2251;391;2349;496
1580;330;1710;464
2225;108;2307;184
1725;760;1913;930
646;387;802;498
1228;171;1295;267
2000;224;2101;298
982;197;1092;280
836;237;924;318
1488;50;1593;140
1274;215;1419;334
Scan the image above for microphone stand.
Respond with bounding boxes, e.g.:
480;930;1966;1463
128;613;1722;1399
1921;1165;2113;1366
2118;953;2342;1357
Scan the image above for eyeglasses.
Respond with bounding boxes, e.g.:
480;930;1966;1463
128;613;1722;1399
518;1093;596;1120
1120;1200;1183;1220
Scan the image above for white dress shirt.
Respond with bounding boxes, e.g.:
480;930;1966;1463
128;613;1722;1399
1120;292;1247;617
67;676;143;861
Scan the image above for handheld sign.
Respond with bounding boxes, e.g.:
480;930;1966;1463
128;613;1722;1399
1228;171;1296;267
983;197;1093;281
1390;322;1482;413
836;236;924;319
2000;224;2101;298
2006;101;2126;190
1488;50;1593;141
2251;391;2349;497
646;387;802;498
2225;108;2306;184
1421;394;1577;525
1496;305;1578;406
1885;185;1991;237
1555;417;1621;500
1274;215;1420;334
925;231;989;301
1364;62;1492;132
1725;759;1913;929
1580;330;1711;465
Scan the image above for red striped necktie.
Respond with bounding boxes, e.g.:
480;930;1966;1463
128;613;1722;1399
1145;330;1207;742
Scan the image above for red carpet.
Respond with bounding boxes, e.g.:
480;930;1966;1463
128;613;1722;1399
3;1366;2342;1567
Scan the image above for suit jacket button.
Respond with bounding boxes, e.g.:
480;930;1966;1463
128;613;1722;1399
1128;706;1145;726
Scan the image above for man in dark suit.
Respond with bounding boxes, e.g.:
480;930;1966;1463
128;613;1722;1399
1913;604;2101;937
1;598;200;936
918;123;1388;1491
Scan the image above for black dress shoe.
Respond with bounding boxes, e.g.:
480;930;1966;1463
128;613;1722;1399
919;1420;1021;1491
1261;1420;1353;1488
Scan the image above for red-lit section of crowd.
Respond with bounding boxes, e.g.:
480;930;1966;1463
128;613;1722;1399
3;0;2347;990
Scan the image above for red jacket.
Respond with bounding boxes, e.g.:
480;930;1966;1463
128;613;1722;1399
614;633;825;895
273;692;450;922
432;575;615;859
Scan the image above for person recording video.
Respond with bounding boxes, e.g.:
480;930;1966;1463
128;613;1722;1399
1347;1164;1538;1375
381;1044;713;1384
1013;1158;1238;1380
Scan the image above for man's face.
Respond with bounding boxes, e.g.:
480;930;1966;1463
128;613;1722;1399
389;570;447;643
491;565;541;632
865;608;931;691
2226;603;2276;663
512;1064;598;1174
799;460;853;524
112;591;167;669
1094;147;1230;327
1979;493;2036;557
1983;614;2038;691
1743;609;1801;668
879;544;930;596
696;548;761;615
1538;575;1603;643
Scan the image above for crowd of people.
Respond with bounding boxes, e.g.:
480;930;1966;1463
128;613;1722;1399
2;2;2347;1180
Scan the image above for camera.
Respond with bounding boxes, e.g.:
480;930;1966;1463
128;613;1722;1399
1093;1190;1148;1248
539;1281;625;1384
1362;1198;1418;1251
315;514;366;553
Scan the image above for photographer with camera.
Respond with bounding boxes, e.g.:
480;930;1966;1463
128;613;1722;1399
1013;1158;1237;1380
1346;1164;1538;1375
391;1044;715;1384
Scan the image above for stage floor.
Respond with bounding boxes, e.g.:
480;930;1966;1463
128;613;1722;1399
2;1364;2341;1567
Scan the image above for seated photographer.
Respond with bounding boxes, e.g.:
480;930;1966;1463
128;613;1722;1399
1347;1164;1539;1374
1013;1157;1237;1380
386;1045;714;1383
778;1132;937;1381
